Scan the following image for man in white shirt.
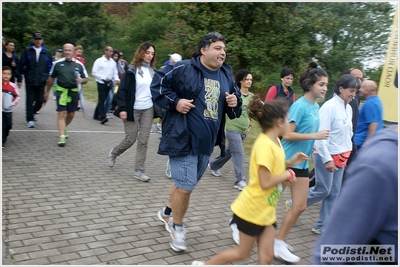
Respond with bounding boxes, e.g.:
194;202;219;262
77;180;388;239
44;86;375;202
92;46;120;124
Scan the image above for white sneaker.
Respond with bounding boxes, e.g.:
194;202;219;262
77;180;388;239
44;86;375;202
108;147;116;168
133;170;150;182
207;163;221;177
106;113;111;119
191;261;204;265
170;224;187;252
156;122;162;134
165;160;172;178
157;207;173;233
274;240;301;263
311;227;322;235
234;180;247;191
284;200;292;211
229;218;239;245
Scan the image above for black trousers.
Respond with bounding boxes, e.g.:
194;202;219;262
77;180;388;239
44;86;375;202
25;85;45;122
3;112;12;144
94;82;111;120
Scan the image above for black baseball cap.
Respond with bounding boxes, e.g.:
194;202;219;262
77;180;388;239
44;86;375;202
55;48;62;52
32;31;43;39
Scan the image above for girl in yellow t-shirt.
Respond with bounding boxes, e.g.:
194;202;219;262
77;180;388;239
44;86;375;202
192;97;308;265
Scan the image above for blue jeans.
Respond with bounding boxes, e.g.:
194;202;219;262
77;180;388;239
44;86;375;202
169;153;210;191
307;153;345;230
209;130;246;183
105;84;115;114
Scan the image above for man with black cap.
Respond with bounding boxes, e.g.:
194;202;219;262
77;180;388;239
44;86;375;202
18;31;52;128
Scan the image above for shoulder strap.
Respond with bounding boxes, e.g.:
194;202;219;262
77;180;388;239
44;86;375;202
275;84;282;97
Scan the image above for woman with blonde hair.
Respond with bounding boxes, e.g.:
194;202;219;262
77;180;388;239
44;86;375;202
108;42;157;182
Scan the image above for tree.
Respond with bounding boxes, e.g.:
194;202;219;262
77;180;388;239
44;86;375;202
106;2;178;68
2;2;111;70
170;2;394;94
313;2;394;94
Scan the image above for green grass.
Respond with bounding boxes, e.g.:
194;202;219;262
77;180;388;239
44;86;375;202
82;76;98;102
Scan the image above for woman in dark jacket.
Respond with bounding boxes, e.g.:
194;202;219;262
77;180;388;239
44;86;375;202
108;42;157;182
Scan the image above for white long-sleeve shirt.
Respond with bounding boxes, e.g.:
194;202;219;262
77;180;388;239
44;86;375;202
315;94;353;163
91;55;120;84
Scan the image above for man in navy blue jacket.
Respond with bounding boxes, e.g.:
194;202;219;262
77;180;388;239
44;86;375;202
151;32;242;253
19;31;52;128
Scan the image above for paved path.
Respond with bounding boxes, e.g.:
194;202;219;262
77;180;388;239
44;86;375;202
2;88;321;265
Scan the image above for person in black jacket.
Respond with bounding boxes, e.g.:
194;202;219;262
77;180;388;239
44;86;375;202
151;32;242;253
18;31;52;128
2;40;22;88
108;42;157;182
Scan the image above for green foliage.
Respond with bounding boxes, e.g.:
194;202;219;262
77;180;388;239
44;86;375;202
313;2;393;93
105;2;178;69
170;2;394;94
2;2;394;88
2;2;110;55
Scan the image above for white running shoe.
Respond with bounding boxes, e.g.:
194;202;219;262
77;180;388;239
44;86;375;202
165;160;172;178
157;207;173;233
234;180;247;191
274;240;301;263
207;163;221;177
191;260;204;265
170;224;187;252
108;147;116;167
229;218;240;245
133;170;150;182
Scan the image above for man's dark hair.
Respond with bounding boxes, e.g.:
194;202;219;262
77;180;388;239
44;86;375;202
280;67;295;78
192;32;226;58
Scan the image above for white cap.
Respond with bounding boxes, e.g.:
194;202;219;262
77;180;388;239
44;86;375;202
169;53;182;63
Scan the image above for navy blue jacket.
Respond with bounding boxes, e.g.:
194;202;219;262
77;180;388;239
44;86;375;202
19;43;52;87
151;57;242;157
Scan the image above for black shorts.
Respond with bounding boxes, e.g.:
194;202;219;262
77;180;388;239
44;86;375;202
231;214;277;237
291;167;310;178
55;91;79;112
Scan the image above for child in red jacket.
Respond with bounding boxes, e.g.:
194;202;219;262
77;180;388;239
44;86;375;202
2;66;20;148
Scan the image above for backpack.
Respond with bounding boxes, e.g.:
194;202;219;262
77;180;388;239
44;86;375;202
274;83;294;106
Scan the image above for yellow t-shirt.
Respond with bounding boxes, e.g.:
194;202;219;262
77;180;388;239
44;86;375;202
231;133;286;226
